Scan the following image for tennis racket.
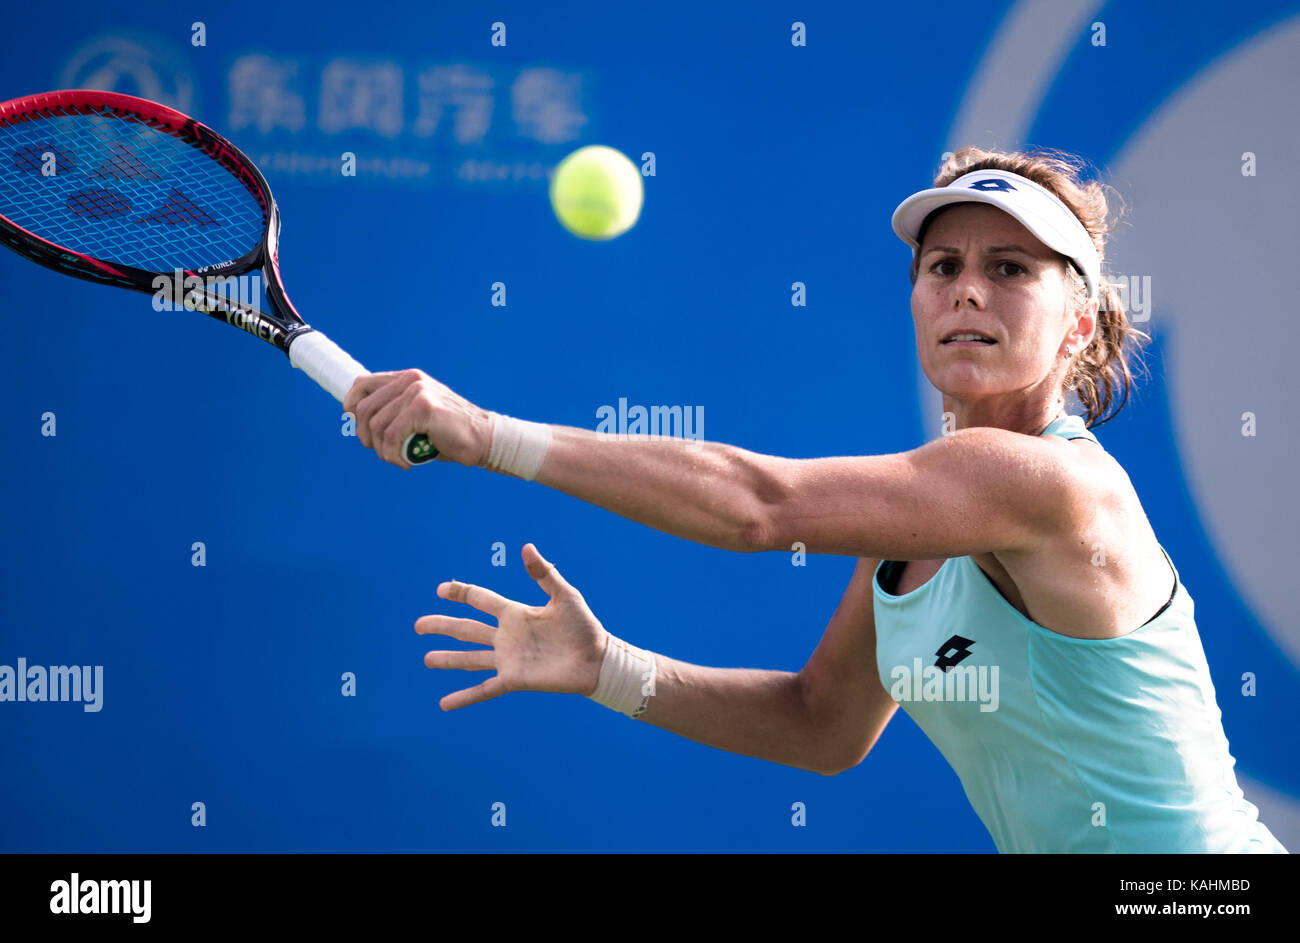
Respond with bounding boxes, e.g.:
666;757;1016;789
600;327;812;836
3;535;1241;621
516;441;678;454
0;88;436;464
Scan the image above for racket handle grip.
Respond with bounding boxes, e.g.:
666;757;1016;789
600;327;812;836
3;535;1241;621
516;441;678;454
288;330;438;465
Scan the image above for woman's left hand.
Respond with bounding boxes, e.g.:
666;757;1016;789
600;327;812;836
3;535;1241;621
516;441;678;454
417;544;610;711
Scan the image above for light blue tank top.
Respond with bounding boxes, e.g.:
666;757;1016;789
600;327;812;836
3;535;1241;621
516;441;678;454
873;413;1288;853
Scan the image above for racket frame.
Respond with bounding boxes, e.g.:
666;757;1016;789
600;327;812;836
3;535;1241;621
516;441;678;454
0;89;435;463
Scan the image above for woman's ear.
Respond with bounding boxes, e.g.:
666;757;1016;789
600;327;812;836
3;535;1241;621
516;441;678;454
1080;296;1099;347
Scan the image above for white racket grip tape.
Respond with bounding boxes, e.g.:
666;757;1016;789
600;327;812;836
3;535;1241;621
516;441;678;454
288;329;365;402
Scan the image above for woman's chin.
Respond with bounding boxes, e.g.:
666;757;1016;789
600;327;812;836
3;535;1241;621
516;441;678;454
927;366;1003;398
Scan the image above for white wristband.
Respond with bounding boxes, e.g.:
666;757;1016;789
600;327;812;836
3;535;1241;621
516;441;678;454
589;635;657;718
484;413;552;481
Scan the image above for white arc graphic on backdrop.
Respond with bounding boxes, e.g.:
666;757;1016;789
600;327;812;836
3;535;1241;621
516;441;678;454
931;1;1300;848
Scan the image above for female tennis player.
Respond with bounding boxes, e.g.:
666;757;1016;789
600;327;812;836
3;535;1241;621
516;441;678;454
344;147;1287;854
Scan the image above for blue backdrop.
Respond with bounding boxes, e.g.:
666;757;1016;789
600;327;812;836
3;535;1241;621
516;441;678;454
2;0;1298;852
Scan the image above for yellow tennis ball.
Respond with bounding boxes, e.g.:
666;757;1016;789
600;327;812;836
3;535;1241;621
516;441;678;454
549;145;644;240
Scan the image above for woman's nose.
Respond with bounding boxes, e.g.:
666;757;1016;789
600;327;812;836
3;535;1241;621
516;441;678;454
950;270;986;308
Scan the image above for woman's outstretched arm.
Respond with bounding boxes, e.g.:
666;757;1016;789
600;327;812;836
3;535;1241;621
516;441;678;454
422;544;897;776
345;370;1085;560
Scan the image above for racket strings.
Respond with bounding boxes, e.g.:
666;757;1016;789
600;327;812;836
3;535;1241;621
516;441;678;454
0;105;265;271
66;186;133;220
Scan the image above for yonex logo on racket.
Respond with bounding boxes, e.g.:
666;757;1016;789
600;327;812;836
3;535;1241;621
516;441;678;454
195;258;242;274
151;268;262;316
222;307;281;343
150;269;282;343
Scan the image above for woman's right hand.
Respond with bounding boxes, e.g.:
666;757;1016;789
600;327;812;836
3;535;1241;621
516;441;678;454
343;368;492;470
417;543;610;711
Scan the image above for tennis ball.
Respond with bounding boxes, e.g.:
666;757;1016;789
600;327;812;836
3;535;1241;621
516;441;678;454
549;145;644;240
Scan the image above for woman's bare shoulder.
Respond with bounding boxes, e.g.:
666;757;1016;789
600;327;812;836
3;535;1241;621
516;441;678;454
1000;436;1171;638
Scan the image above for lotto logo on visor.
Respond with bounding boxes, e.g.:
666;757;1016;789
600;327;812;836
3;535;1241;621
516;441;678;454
891;169;1101;302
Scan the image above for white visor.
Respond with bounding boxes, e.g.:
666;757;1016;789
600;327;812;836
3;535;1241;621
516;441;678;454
891;169;1100;302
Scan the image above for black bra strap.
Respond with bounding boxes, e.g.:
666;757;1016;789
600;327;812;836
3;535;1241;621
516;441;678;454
878;559;906;595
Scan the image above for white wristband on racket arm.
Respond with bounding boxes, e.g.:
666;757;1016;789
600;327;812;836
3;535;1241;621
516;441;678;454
589;634;657;719
483;412;552;481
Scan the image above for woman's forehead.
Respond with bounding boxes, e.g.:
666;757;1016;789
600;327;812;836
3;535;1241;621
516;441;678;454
920;203;1054;255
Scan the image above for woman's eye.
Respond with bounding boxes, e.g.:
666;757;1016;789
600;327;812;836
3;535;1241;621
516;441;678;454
929;260;1025;277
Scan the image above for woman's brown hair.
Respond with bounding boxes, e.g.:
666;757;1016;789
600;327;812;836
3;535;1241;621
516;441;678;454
919;147;1151;428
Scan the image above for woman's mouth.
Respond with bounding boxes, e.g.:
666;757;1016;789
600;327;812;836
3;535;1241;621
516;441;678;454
943;332;997;347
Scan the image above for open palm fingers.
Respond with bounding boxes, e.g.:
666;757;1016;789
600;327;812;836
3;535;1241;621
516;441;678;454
416;613;511;710
415;613;494;645
439;675;509;712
